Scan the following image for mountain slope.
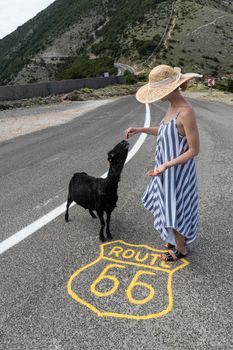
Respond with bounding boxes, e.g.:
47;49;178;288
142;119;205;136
0;0;232;85
155;0;233;76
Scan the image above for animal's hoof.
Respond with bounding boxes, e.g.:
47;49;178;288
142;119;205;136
65;215;69;222
100;236;106;242
107;233;112;240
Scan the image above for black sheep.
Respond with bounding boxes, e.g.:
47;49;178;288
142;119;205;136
65;140;129;241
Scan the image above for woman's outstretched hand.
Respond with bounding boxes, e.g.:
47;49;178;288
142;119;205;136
146;164;168;176
124;127;140;139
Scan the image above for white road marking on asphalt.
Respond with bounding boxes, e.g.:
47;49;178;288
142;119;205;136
0;104;151;255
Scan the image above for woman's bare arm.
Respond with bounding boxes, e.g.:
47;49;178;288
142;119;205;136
125;127;159;139
140;127;159;136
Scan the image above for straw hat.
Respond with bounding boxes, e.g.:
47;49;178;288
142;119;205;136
136;65;203;104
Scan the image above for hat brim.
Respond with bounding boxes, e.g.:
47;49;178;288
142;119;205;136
136;75;199;104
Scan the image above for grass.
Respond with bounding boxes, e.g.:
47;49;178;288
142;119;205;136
187;83;208;92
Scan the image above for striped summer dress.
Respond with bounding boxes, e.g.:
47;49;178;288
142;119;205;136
141;113;198;245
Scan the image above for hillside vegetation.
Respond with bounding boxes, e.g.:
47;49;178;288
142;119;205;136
0;0;232;85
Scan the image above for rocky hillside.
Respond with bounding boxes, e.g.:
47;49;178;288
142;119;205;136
0;0;232;85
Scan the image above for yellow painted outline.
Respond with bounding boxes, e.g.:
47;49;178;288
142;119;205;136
67;240;189;320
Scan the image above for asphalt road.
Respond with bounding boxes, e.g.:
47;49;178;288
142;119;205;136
0;96;232;349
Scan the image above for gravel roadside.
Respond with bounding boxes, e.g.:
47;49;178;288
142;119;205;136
183;89;233;105
0;98;118;143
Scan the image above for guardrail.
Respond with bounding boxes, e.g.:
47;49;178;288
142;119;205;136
0;76;125;101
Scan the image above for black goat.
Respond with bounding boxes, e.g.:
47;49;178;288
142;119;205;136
65;140;129;241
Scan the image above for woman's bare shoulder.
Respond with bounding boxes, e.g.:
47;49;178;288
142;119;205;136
180;104;195;117
178;104;196;127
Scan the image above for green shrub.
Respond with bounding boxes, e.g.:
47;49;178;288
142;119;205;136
215;80;228;91
80;87;93;93
135;34;160;57
136;40;155;57
91;39;122;58
124;71;138;85
136;72;148;82
203;55;212;60
227;79;233;92
56;56;117;80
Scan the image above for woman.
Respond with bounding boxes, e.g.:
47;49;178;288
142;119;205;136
125;65;201;262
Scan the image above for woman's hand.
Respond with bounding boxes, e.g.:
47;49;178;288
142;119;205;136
124;127;140;139
146;164;168;176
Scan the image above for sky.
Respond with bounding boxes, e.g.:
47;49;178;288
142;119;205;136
0;0;56;39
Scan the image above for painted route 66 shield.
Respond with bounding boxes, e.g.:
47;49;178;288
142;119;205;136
67;240;189;320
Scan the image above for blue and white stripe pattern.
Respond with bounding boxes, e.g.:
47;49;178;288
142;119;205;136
142;115;198;245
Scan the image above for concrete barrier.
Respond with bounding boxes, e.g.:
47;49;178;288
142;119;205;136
0;76;125;101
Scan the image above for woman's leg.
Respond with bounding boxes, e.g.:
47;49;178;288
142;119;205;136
174;229;187;255
160;229;187;261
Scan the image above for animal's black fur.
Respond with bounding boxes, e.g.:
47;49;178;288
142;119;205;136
65;140;129;241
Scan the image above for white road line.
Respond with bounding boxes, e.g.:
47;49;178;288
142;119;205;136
0;104;151;255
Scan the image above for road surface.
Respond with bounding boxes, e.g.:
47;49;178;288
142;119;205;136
0;96;232;349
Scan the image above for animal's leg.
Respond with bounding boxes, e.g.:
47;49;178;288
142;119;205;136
96;210;105;242
106;210;113;239
65;195;73;222
89;210;97;219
